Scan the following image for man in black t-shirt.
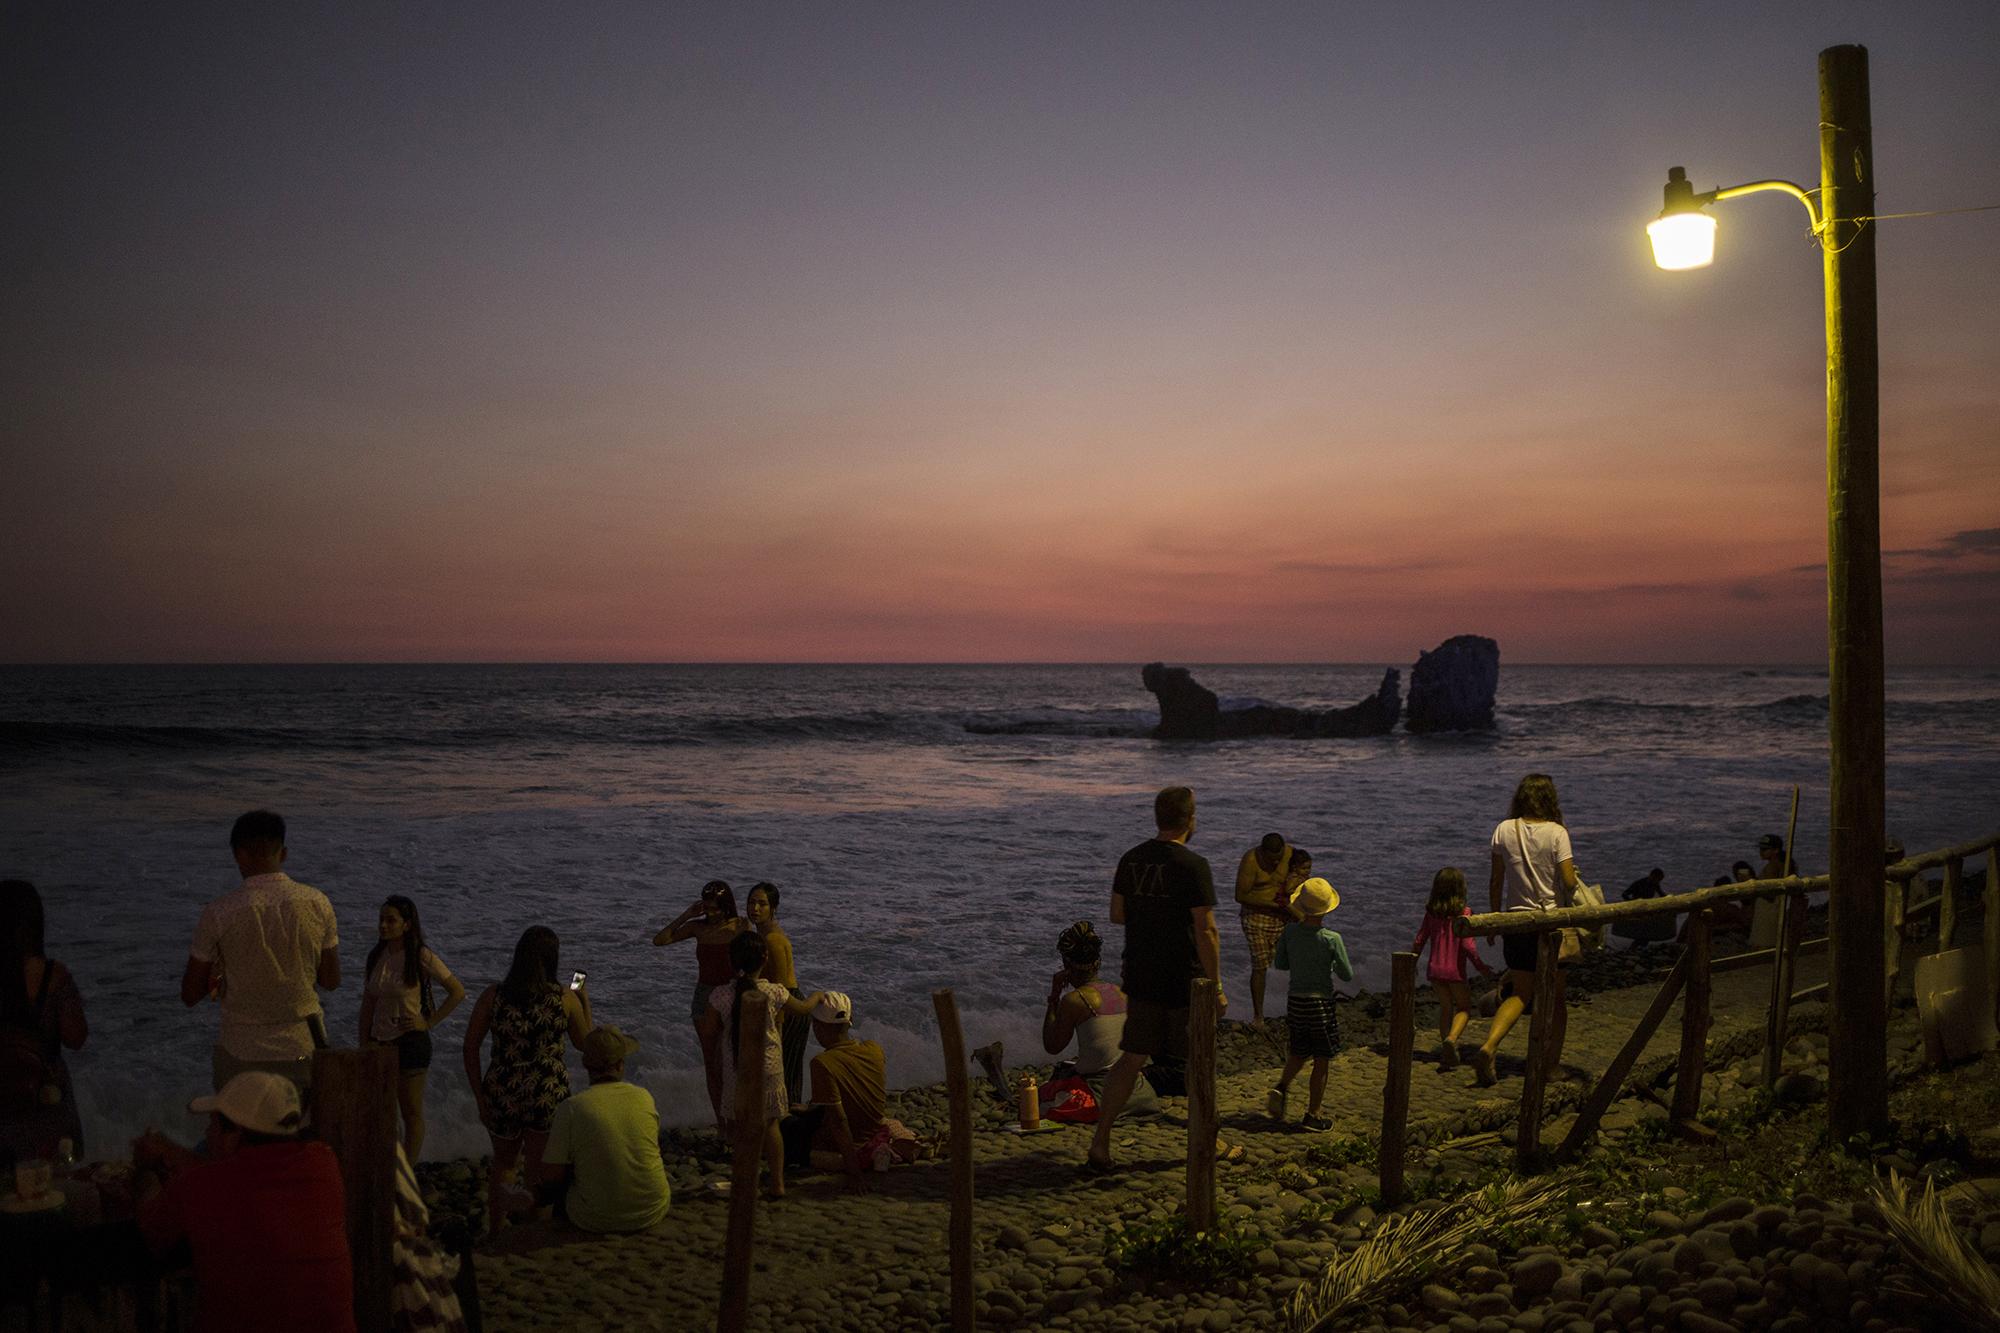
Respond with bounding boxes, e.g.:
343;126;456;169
1085;785;1224;1173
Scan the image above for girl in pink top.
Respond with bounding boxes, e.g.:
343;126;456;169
1410;867;1495;1070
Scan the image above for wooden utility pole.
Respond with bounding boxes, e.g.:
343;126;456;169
1819;42;1886;1142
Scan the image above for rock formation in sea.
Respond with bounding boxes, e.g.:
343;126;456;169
1405;634;1501;733
1140;662;1402;740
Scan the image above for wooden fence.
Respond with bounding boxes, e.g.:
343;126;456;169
1372;832;2000;1180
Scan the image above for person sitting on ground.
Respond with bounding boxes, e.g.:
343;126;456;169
1409;867;1495;1071
1268;877;1352;1130
133;1071;354;1333
1622;868;1666;901
182;810;340;1093
1234;833;1293;1031
539;1025;670;1233
1;879;89;1163
779;990;884;1193
1035;921;1158;1119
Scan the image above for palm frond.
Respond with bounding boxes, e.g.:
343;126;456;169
1871;1170;2000;1333
1287;1173;1577;1333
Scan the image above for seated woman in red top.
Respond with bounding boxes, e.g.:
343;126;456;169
654;881;748;1133
134;1071;354;1333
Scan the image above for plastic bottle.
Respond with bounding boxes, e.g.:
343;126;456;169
1016;1073;1039;1130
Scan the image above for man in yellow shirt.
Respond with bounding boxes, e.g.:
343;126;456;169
1235;833;1295;1030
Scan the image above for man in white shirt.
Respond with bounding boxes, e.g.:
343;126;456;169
541;1026;671;1233
180;810;341;1092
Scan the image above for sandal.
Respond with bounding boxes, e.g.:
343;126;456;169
1080;1154;1117;1177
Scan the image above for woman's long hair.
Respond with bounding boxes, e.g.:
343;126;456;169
0;880;44;1024
366;895;427;988
500;926;559;1008
1426;867;1468;917
1509;773;1564;825
726;930;768;1056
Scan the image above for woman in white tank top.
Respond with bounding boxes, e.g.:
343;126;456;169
1468;774;1584;1088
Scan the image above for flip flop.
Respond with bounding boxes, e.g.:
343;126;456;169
1080;1154;1117;1177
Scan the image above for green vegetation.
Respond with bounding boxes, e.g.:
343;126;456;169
1104;1214;1269;1285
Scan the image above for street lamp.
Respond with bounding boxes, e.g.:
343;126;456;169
1647;45;1886;1140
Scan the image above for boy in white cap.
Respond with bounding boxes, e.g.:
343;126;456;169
1268;877;1353;1131
132;1071;355;1332
778;990;884;1192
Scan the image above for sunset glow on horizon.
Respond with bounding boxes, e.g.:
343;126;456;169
5;4;1997;665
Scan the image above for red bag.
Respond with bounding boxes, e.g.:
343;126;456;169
1040;1075;1099;1124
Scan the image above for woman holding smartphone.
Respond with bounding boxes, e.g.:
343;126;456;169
463;925;591;1235
359;895;466;1159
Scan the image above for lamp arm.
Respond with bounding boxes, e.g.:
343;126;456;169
1702;179;1822;230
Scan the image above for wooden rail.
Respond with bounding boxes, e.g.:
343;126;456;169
1408;830;2000;1171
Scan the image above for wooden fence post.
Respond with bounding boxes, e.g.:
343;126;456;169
1764;891;1803;1088
1940;856;1962;951
718;990;769;1333
1673;911;1713;1132
311;1045;398;1333
1884;877;1906;1009
1987;849;2000;1028
1186;979;1218;1230
1560;953;1689;1161
931;990;975;1333
1380;953;1416;1206
1515;930;1561;1172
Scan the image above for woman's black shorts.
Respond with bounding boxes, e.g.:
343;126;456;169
1501;932;1568;1013
394;1029;433;1073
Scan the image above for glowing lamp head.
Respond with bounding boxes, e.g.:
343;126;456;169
1648;165;1717;270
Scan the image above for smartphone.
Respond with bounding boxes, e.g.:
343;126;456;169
570;970;586;990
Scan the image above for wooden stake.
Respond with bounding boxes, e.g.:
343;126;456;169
1515;931;1561;1172
1561;952;1688;1160
311;1045;398;1333
931;990;975;1333
1380;952;1416;1206
1883;877;1905;1010
1764;890;1801;1089
718;990;768;1333
1986;848;2000;1029
1186;978;1218;1230
1672;910;1713;1133
1940;856;1962;952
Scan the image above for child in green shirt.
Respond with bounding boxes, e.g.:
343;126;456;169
1269;877;1353;1131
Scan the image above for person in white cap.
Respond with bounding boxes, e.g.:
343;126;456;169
539;1025;670;1232
777;989;883;1193
131;1071;355;1332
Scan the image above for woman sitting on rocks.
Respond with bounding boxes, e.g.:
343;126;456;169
1034;921;1157;1119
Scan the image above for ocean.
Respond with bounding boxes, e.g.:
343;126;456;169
3;662;1996;1160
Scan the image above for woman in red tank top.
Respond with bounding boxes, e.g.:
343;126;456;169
654;881;748;1133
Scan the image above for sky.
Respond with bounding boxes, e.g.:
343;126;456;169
4;2;1997;664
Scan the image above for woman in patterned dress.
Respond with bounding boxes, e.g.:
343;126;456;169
461;926;591;1234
